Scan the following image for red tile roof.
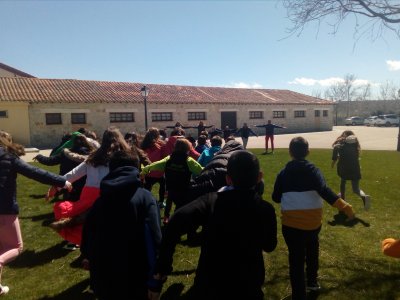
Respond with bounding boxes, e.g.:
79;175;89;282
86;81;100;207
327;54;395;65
0;77;332;105
0;63;35;78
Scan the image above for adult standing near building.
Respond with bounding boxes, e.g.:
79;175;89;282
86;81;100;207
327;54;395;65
186;121;214;138
236;123;258;149
255;120;286;154
0;131;72;296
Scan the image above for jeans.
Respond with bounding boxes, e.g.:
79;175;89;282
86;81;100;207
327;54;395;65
282;225;321;300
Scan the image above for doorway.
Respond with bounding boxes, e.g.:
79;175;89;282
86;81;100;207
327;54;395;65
221;111;237;129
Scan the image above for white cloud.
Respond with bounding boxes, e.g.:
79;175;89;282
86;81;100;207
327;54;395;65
289;77;375;87
386;60;400;71
227;82;263;89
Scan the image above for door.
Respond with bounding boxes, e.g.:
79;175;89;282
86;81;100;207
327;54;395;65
221;111;237;129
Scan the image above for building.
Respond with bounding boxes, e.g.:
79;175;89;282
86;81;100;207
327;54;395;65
0;77;334;148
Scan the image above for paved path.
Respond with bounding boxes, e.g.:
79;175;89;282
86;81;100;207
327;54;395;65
22;126;399;162
239;125;399;151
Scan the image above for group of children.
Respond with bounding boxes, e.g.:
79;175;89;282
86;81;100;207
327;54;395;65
2;125;398;300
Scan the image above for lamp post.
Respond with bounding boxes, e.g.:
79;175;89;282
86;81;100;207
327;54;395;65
141;85;149;132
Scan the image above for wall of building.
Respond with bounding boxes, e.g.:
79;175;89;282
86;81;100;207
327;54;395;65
0;102;30;145
28;102;334;148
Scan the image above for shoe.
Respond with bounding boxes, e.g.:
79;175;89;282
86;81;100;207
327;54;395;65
0;284;9;296
306;281;321;291
63;243;80;251
163;216;169;225
49;218;71;231
362;195;371;211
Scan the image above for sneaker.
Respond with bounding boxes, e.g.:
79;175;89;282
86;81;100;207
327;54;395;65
362;195;371;211
0;284;9;296
63;243;80;251
306;282;321;291
49;218;72;231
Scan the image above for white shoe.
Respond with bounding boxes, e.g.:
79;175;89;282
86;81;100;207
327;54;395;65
363;195;371;211
0;284;9;296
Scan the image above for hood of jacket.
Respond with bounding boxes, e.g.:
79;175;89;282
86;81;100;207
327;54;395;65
345;135;358;144
100;166;142;198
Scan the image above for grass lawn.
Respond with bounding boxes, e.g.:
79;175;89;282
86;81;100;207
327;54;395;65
3;148;400;300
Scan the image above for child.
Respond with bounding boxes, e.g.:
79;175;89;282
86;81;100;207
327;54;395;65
272;136;355;300
197;135;222;167
141;138;203;224
154;150;277;300
331;130;371;210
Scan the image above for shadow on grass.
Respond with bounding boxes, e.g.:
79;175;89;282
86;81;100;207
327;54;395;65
327;212;370;227
161;283;185;300
19;212;54;222
9;241;70;268
38;278;95;300
29;193;47;199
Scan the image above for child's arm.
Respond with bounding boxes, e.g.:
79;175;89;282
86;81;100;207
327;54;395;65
141;156;169;176
271;173;282;203
187;157;204;176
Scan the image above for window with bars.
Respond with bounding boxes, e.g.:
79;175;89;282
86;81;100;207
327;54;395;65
188;112;206;121
273;111;286;118
45;113;62;125
109;112;134;123
71;113;86;124
249;111;263;119
315;110;320;117
294;111;306;118
152;112;173;122
0;110;7;118
323;110;328;117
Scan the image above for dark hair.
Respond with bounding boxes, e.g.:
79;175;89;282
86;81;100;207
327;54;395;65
109;150;140;172
210;135;223;147
225;135;236;142
124;131;140;147
227;150;260;189
174;138;191;154
289;136;309;159
141;127;161;150
86;127;131;167
159;129;167;140
170;128;185;137
197;135;207;146
72;135;94;152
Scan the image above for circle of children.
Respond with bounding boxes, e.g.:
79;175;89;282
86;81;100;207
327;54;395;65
0;122;398;300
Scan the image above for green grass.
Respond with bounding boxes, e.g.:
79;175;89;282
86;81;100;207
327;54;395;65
4;149;400;300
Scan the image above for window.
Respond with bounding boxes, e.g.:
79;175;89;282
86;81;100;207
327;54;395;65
294;111;306;118
45;113;62;125
273;111;286;118
109;112;134;123
152;112;173;122
315;110;320;117
188;112;206;121
249;111;263;119
323;110;328;117
0;110;7;118
71;113;86;124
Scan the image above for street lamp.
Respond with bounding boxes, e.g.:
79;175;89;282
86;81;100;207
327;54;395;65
141;85;149;132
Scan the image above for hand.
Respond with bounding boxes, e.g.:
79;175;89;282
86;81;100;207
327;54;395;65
32;155;38;162
45;186;58;202
82;258;90;270
147;290;160;300
64;181;73;192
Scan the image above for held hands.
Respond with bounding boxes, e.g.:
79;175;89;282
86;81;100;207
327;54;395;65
45;186;58;202
64;181;73;192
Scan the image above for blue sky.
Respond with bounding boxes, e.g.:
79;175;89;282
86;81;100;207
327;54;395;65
0;0;399;98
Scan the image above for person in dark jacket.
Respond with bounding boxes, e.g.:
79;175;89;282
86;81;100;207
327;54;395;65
255;120;286;154
331;130;371;210
80;150;163;300
236;123;258;149
34;134;93;201
154;151;277;300
272;137;355;300
185;121;214;138
0;131;71;296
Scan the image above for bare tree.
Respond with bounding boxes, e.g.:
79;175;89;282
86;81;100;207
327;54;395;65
356;83;371;100
283;0;400;40
324;74;358;116
379;80;400;100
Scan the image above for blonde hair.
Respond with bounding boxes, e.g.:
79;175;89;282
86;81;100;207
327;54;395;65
0;131;25;156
